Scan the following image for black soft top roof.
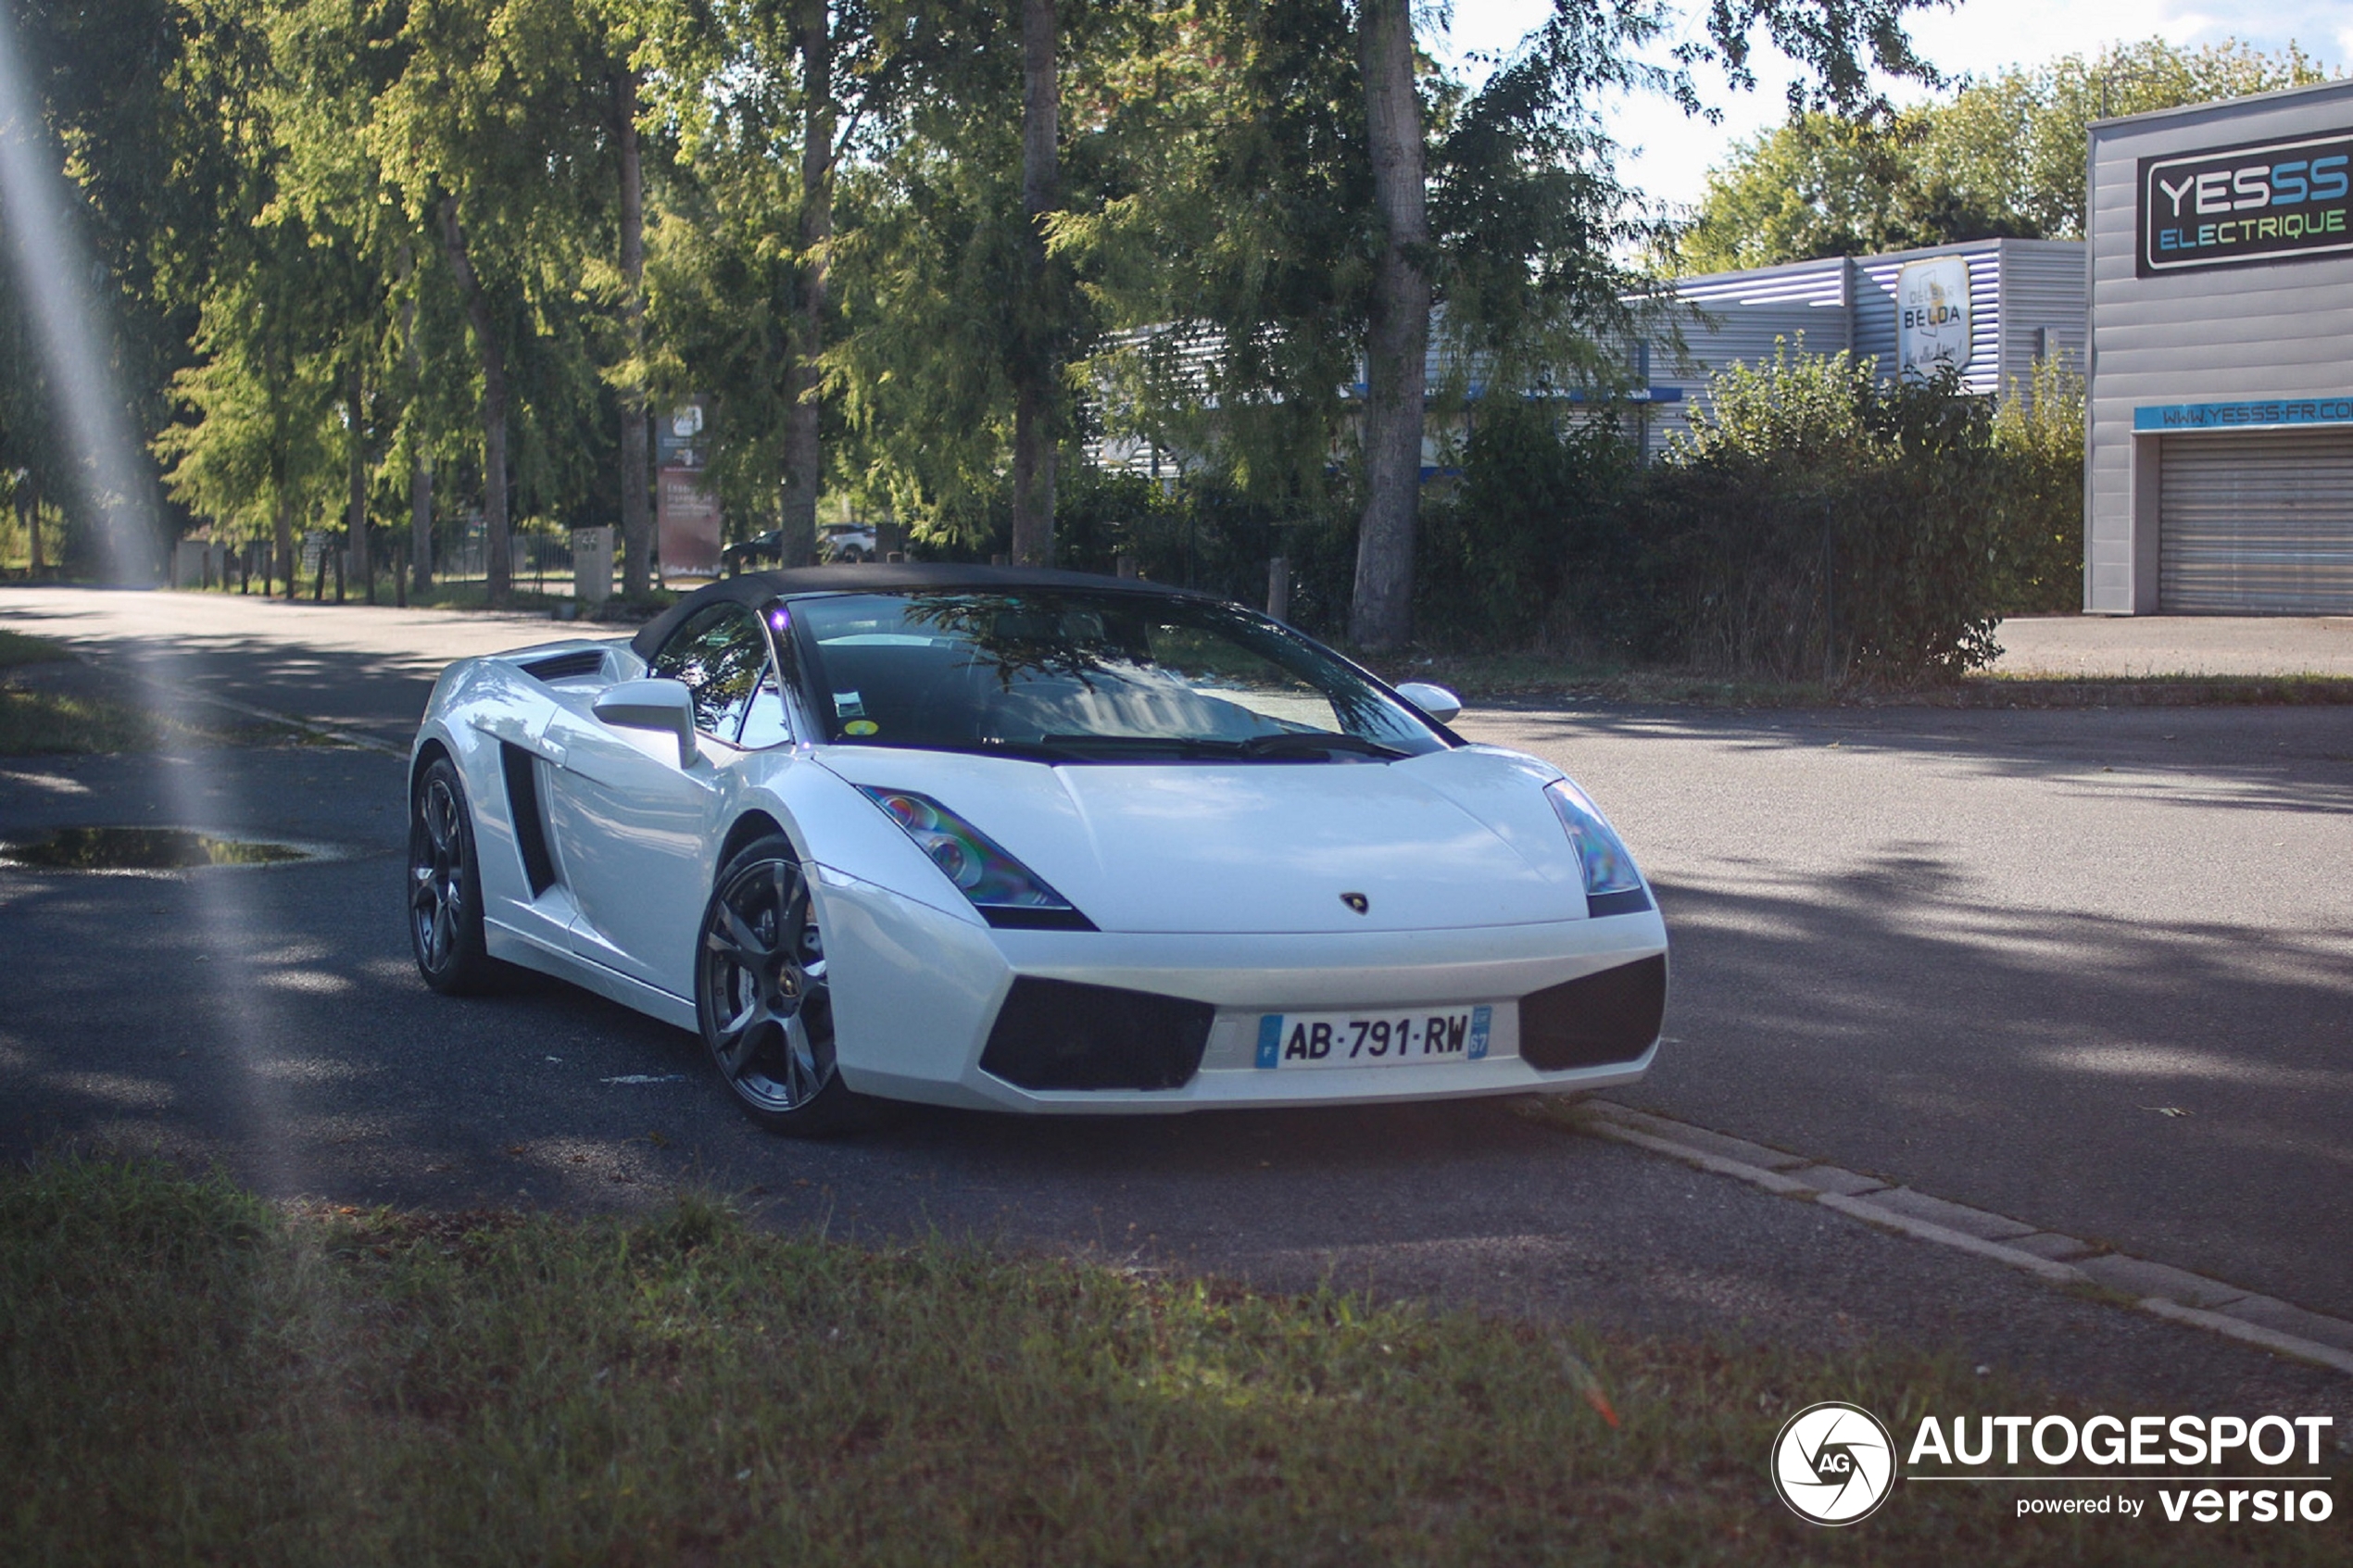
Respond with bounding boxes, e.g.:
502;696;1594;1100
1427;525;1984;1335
628;563;1215;661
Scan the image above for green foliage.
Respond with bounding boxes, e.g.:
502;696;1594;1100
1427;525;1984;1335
1415;405;1636;650
1407;343;2074;684
1989;355;2085;614
1645;345;2003;683
6;0;1992;626
1680;37;2339;270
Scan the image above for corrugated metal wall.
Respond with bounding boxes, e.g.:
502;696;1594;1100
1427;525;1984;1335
2158;430;2353;612
1998;242;2092;387
1645;257;1849;450
1642;239;2084;455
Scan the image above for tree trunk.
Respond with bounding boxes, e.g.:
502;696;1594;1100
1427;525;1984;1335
440;195;511;608
778;0;834;570
396;242;434;591
615;70;652;598
274;487;296;600
411;457;433;592
346;359;372;603
1349;0;1429;651
24;480;40;572
1009;0;1060;566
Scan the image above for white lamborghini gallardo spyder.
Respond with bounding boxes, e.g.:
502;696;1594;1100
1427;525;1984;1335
408;565;1667;1135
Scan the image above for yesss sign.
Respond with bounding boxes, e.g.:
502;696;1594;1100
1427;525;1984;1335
2139;131;2353;275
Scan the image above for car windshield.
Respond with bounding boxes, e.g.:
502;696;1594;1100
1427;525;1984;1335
786;589;1447;761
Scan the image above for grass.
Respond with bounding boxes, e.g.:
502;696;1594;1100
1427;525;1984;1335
0;686;170;754
0;630;301;754
1;1157;2332;1566
0;629;75;669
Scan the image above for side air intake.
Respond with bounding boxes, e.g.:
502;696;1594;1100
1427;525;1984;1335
498;742;559;897
1517;955;1667;1072
980;978;1214;1091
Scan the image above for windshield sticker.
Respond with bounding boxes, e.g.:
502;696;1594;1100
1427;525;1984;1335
844;720;879;736
833;690;865;718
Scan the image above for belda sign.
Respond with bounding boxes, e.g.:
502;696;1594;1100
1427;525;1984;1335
1897;257;1971;378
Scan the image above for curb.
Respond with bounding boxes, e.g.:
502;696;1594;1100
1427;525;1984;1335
1570;1100;2353;1380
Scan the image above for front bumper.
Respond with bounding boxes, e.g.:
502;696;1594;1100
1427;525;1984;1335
812;862;1667;1114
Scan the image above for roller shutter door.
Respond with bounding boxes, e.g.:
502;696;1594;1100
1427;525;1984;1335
2158;430;2353;613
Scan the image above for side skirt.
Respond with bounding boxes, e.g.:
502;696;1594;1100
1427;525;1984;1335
485;922;698;1033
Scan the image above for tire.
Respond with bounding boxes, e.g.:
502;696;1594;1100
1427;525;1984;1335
409;755;500;995
837;546;865;564
695;834;875;1135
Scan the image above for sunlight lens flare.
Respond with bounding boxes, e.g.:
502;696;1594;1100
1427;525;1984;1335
0;8;158;585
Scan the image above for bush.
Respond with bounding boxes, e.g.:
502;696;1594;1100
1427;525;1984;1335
1636;344;2005;684
1416;407;1638;653
1989;356;2085;615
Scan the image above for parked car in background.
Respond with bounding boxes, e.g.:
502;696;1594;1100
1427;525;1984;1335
724;524;879;573
821;523;877;564
722;530;784;575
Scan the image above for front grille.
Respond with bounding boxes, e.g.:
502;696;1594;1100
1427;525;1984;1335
979;978;1214;1091
1518;955;1666;1072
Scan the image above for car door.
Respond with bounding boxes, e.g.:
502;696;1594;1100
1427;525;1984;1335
542;602;774;996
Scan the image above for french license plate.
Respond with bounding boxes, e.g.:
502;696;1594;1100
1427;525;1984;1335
1254;1006;1492;1069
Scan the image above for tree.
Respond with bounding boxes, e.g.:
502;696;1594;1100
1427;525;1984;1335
1009;0;1061;565
613;55;652;595
0;0;268;571
819;0;1105;554
1340;0;1946;649
1346;0;1427;647
1680;37;2337;271
372;0;626;607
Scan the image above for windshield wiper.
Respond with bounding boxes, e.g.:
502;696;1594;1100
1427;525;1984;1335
1239;731;1410;760
832;736;1091;763
1038;734;1249;759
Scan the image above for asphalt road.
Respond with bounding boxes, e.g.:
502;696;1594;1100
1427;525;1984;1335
1452;700;2353;1322
3;585;2349;1420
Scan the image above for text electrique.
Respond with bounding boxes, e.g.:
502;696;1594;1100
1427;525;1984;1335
2156;208;2348;253
1907;1413;2334;1468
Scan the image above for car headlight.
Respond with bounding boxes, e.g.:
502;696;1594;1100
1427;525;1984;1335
1545;778;1642;896
857;787;1088;926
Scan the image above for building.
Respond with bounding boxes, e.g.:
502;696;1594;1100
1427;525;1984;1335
1641;238;2085;457
1088;235;2087;477
2085;77;2353;614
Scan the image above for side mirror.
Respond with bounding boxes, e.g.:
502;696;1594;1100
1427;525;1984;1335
593;678;698;766
1395;681;1463;725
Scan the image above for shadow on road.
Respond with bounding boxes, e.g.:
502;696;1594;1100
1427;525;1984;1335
1476;701;2353;821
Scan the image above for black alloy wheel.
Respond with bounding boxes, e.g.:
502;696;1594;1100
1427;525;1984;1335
409;756;498;994
696;834;870;1135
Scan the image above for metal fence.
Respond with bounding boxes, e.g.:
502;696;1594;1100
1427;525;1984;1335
434;520;578;592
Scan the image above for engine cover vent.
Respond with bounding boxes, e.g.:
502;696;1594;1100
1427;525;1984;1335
522;649;605;683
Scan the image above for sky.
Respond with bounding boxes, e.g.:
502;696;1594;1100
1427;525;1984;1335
1436;0;2353;216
